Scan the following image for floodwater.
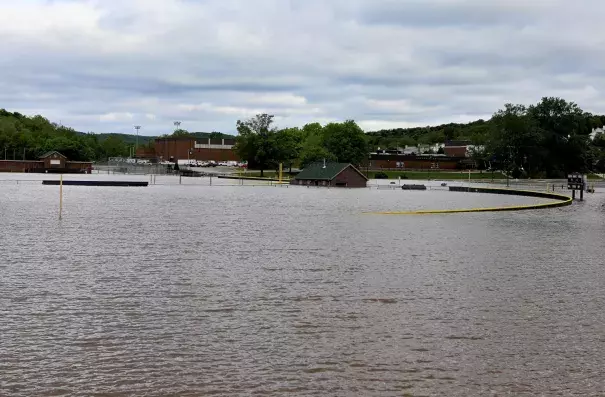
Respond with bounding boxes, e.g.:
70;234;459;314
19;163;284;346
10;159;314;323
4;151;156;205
1;174;605;396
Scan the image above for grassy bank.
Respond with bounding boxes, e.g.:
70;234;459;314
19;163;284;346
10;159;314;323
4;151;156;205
588;173;605;180
368;170;507;180
242;169;604;181
238;171;286;178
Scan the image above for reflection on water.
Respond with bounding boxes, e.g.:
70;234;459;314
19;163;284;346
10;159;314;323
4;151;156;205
1;176;605;396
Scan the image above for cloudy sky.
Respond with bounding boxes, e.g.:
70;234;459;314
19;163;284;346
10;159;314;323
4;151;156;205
1;0;604;136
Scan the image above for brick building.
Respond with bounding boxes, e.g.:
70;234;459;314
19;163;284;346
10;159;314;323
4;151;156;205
291;162;368;188
146;137;240;162
0;151;92;173
367;153;461;170
444;140;472;157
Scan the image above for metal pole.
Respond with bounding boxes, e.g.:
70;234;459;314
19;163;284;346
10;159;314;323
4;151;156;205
134;125;141;152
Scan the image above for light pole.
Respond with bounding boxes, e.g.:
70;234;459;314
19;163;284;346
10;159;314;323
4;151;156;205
174;121;181;132
134;126;141;156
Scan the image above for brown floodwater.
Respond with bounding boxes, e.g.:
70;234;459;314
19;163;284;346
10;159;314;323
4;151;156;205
1;176;604;396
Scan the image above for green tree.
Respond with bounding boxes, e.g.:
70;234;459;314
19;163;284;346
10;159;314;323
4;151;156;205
171;129;191;137
274;127;301;172
100;135;129;158
209;131;223;139
234;114;277;177
322;120;368;165
298;123;335;168
528;97;593;176
487;103;541;177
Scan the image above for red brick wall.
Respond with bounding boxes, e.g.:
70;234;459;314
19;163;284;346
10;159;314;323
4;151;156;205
444;147;467;157
0;160;91;172
154;138;240;161
192;148;240;162
0;160;44;172
43;156;65;169
66;162;92;171
135;147;156;158
330;166;367;188
370;158;459;170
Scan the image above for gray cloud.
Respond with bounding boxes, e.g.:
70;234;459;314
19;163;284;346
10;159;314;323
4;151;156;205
357;0;547;28
1;0;604;135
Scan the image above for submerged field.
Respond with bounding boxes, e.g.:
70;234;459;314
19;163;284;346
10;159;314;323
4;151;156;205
1;174;605;396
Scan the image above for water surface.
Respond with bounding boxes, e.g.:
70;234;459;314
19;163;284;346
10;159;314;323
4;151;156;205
1;175;604;396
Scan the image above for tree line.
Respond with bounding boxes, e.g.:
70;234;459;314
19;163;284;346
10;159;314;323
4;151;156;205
233;114;368;177
235;98;605;178
480;97;605;177
0;109;143;161
0;109;231;162
3;96;605;177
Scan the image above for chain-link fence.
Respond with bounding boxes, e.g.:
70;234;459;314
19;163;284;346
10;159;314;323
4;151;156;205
93;161;172;175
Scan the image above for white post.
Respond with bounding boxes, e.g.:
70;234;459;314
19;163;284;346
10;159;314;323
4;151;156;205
59;175;63;220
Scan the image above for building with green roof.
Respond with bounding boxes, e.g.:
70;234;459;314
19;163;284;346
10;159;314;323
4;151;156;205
290;161;368;188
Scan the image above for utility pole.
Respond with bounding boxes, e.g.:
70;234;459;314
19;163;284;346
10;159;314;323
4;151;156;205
174;121;181;132
134;125;141;155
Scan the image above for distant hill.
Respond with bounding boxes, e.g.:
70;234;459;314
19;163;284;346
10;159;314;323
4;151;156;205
87;131;236;144
366;119;493;149
92;133;153;146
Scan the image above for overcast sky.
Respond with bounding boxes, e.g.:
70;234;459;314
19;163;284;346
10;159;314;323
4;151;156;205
1;0;604;135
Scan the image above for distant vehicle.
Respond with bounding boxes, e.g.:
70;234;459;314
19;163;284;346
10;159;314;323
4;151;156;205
177;159;198;167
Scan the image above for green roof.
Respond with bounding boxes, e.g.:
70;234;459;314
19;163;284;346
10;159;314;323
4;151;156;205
294;162;367;181
39;151;66;159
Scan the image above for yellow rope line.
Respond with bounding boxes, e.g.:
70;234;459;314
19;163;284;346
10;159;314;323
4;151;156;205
367;188;573;215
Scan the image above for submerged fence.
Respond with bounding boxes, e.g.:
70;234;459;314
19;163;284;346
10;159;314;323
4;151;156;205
93;163;171;175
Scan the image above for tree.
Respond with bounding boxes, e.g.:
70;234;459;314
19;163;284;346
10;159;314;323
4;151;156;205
528;97;593;176
100;135;129;158
298;123;332;168
487;103;541;177
234;114;277;177
274;127;301;172
322;120;368;165
171;129;191;137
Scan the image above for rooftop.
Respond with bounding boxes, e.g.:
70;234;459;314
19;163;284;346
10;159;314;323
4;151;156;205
295;162;368;181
